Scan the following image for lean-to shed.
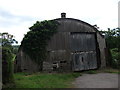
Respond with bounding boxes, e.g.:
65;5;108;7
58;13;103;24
15;13;106;73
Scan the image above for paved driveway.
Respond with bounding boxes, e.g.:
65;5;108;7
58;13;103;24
72;73;119;88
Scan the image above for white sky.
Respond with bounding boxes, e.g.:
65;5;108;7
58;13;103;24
0;0;119;45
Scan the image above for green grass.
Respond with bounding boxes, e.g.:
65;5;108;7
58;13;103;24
4;68;119;88
101;68;120;74
12;72;82;88
103;70;120;74
81;68;120;74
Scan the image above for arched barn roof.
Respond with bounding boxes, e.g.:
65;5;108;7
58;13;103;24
16;16;106;73
54;18;104;37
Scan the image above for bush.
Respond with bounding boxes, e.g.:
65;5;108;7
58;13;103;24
110;48;120;69
2;47;14;84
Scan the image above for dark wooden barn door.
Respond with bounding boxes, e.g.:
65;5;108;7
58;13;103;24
70;33;97;71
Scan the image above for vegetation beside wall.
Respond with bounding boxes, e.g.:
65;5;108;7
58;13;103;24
2;47;14;84
21;20;59;69
1;32;18;86
101;28;120;69
110;48;120;69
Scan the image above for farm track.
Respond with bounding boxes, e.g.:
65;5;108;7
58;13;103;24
72;73;119;88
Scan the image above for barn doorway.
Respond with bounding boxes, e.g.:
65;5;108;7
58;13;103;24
70;32;97;71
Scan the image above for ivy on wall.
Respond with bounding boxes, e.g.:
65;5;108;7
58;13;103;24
21;20;59;65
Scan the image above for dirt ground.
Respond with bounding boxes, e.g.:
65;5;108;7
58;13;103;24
72;73;119;88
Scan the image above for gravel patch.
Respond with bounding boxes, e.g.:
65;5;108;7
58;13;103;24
72;73;118;88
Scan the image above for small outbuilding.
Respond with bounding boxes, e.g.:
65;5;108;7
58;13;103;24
15;13;106;73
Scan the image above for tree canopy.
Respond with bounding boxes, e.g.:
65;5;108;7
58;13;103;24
1;32;18;46
100;28;120;50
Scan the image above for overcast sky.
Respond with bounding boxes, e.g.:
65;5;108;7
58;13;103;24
0;0;119;44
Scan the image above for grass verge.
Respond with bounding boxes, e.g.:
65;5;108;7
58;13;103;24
82;68;120;74
10;72;82;88
98;68;120;74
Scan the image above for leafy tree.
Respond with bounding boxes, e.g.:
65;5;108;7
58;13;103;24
1;32;17;85
100;28;120;50
100;28;120;69
1;32;18;51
